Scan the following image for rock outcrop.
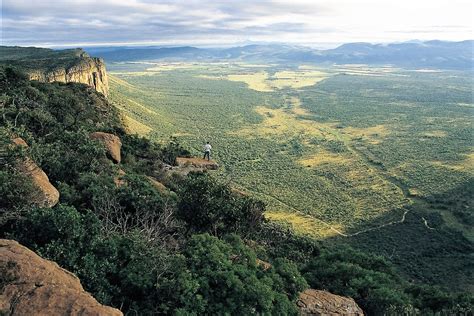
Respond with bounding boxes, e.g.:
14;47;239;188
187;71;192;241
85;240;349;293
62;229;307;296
12;138;59;208
90;132;122;163
176;157;219;170
160;157;219;177
255;259;272;271
28;56;109;97
297;289;364;315
0;239;122;316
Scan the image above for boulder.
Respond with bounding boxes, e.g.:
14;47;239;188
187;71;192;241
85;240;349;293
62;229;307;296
12;138;59;208
90;132;122;163
297;289;364;315
11;137;28;147
0;239;122;316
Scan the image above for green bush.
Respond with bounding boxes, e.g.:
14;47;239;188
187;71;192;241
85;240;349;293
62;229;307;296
170;233;303;315
177;172;265;236
302;247;410;314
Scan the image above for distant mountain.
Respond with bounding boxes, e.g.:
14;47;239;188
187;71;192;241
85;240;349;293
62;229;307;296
85;40;473;70
317;40;473;69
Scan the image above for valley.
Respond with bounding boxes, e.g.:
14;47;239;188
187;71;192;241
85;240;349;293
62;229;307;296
108;61;473;290
3;0;473;312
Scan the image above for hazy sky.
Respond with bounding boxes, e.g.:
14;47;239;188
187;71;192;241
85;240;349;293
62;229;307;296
2;0;473;47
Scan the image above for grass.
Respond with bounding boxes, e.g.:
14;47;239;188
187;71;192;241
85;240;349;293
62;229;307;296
226;70;328;91
270;70;327;89
123;115;153;135
265;211;342;238
227;72;273;92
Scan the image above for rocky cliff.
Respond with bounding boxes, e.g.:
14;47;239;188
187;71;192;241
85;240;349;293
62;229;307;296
0;46;109;97
28;55;109;97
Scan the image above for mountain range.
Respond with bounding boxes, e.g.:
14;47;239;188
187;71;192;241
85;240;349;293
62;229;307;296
84;40;473;70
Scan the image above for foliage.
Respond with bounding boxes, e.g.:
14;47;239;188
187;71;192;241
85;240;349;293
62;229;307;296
252;221;320;264
302;247;409;314
177;172;265;236
170;233;304;315
0;137;34;211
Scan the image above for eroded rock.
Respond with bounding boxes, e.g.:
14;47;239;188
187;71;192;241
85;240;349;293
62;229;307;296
297;289;364;315
0;239;122;316
12;138;59;208
90;132;122;163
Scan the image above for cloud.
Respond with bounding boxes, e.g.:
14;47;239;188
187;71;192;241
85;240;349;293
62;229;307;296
1;0;472;47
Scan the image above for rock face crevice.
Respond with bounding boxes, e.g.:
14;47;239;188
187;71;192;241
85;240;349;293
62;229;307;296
28;57;109;97
0;239;122;316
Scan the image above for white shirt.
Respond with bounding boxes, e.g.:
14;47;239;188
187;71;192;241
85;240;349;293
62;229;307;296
204;144;212;152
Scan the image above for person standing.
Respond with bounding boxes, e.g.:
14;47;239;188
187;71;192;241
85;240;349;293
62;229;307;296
203;141;212;161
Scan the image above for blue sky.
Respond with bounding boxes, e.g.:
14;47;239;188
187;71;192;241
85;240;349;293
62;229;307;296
2;0;473;47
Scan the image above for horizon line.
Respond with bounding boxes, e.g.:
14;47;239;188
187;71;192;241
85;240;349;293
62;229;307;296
2;38;474;50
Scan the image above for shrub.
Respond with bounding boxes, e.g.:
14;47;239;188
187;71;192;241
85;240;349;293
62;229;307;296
177;172;265;236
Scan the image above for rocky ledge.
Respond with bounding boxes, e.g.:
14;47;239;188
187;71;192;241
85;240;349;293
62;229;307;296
297;289;364;315
0;239;122;316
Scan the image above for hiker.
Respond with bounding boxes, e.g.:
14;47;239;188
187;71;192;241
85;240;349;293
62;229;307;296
203;141;212;161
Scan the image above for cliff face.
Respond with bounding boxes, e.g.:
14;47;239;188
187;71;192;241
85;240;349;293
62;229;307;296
28;56;109;97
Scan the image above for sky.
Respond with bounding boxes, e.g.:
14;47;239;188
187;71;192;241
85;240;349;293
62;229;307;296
1;0;473;48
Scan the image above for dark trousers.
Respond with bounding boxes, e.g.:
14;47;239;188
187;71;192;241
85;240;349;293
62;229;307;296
203;151;210;161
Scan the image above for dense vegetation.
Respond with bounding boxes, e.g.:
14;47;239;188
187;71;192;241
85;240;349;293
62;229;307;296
1;63;473;315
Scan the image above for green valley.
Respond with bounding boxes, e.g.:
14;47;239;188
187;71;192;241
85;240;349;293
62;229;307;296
109;61;474;290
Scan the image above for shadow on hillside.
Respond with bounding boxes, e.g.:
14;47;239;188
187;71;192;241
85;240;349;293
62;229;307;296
324;179;474;292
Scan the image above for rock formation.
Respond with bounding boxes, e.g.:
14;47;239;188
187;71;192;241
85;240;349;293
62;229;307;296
297;289;364;315
90;132;122;163
0;239;122;316
12;138;59;208
176;157;219;170
28;56;109;97
255;259;272;271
